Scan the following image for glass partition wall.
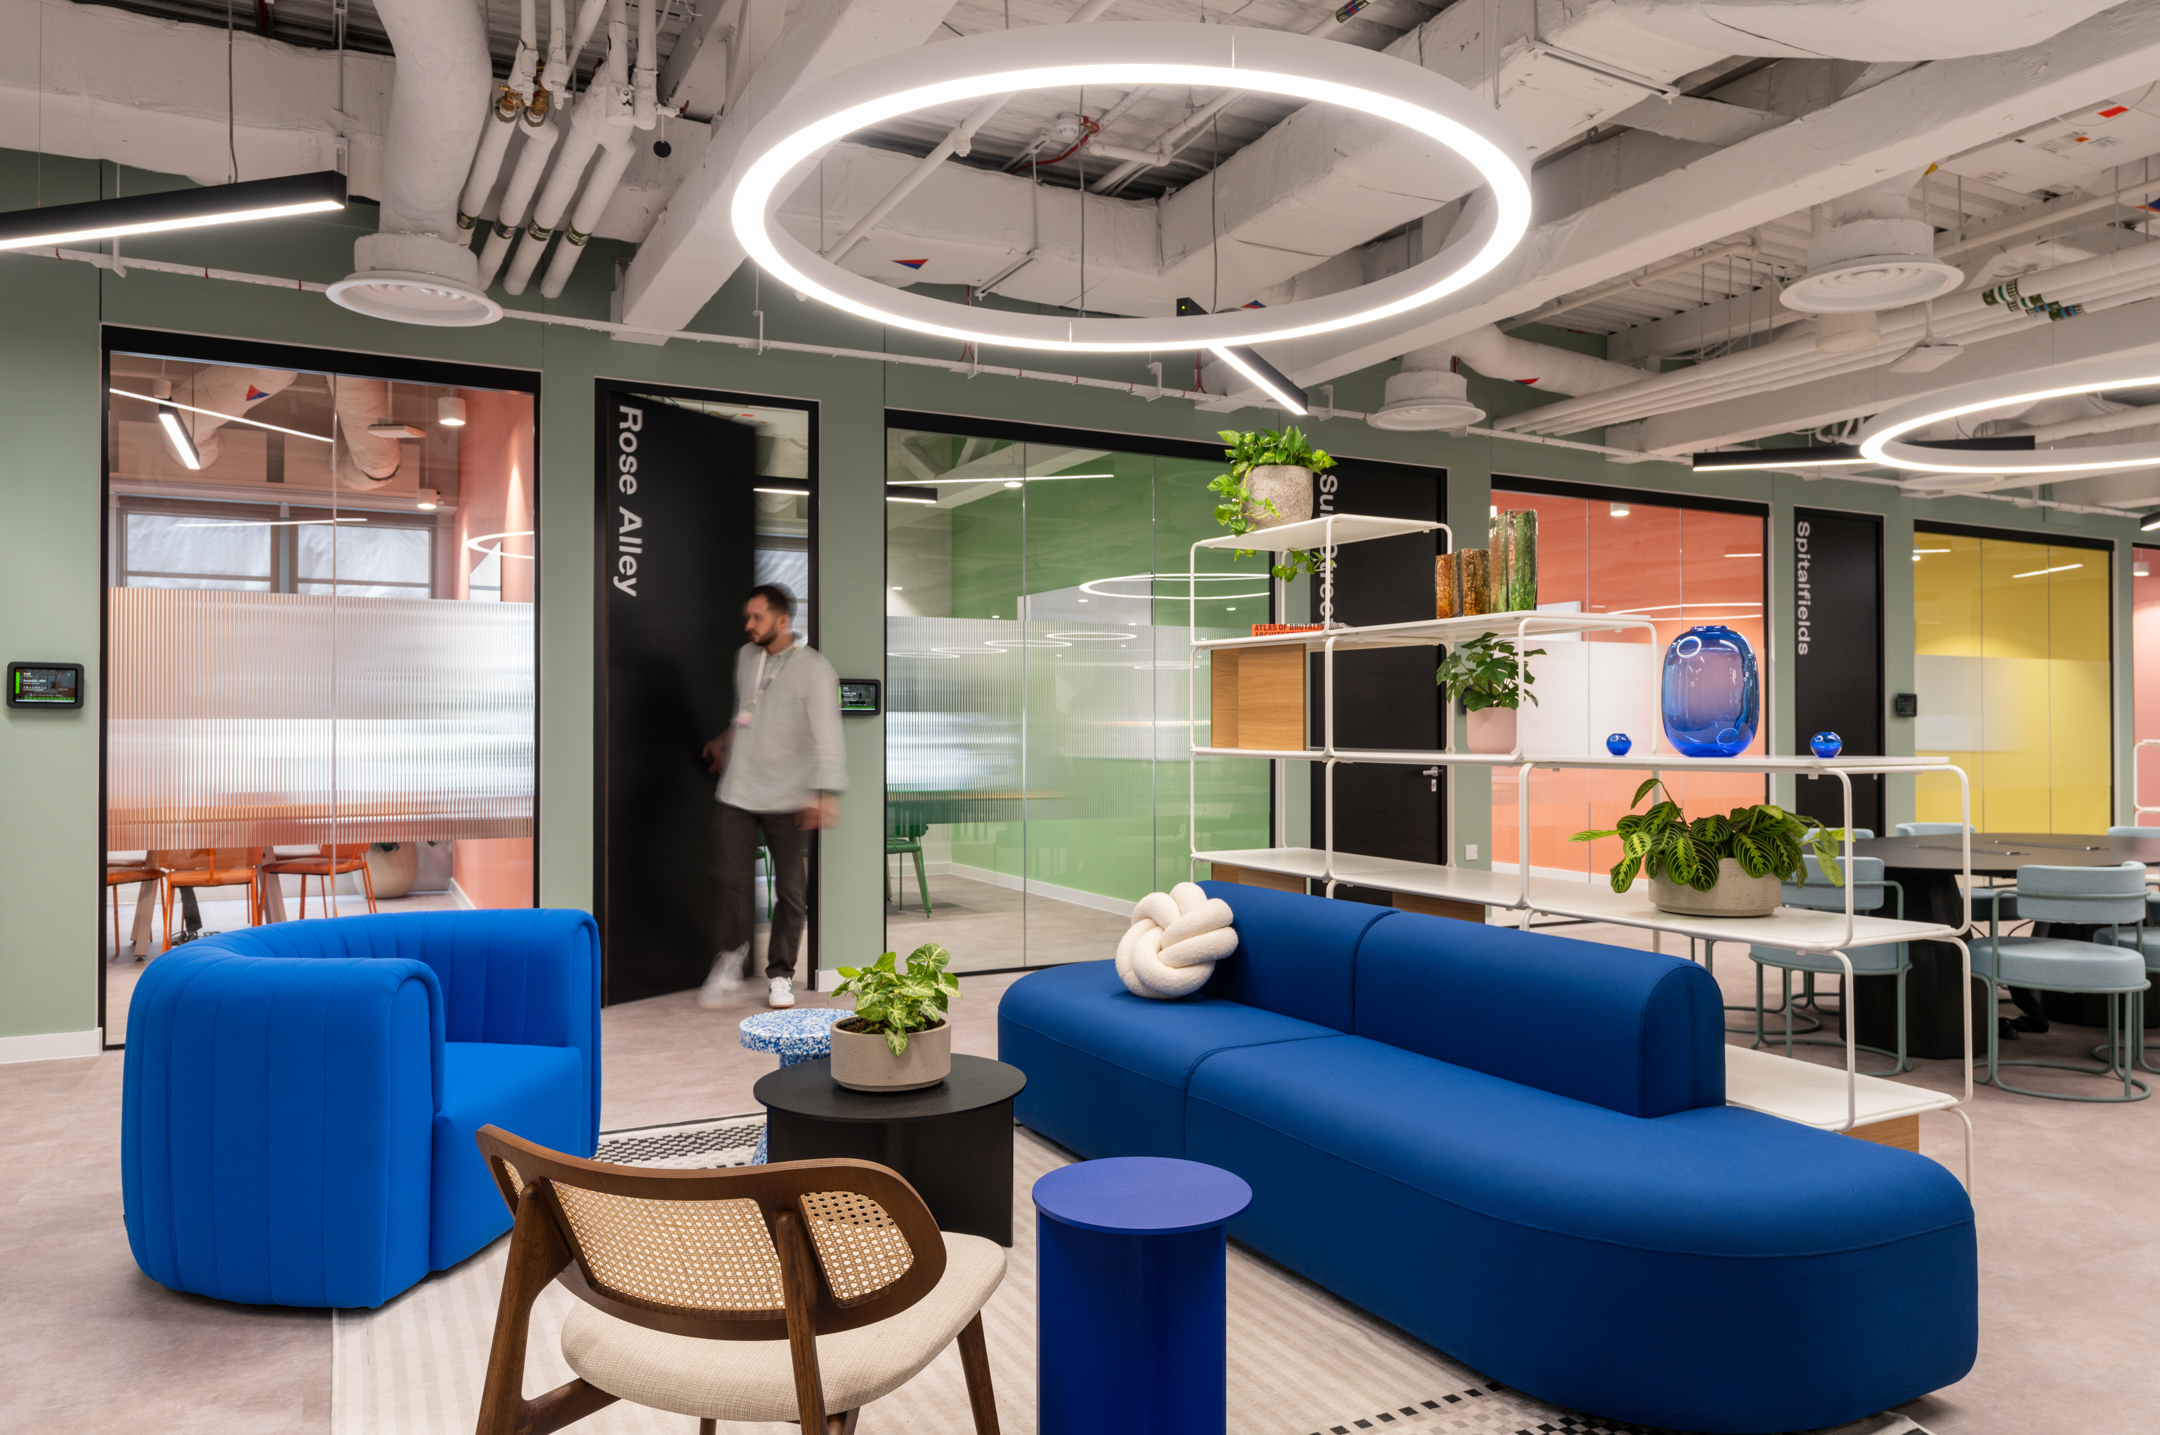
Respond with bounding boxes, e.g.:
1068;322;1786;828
885;423;1268;973
101;341;539;1043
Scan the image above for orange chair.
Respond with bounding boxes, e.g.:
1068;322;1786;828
105;859;167;957
260;844;378;919
157;848;266;951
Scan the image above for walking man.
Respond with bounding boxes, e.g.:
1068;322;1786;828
699;582;846;1008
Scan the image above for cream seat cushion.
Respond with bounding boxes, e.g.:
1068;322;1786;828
561;1231;1006;1421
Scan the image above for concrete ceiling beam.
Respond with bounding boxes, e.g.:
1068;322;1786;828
1257;0;2160;395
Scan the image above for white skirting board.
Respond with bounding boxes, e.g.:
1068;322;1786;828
0;1029;103;1064
937;861;1136;917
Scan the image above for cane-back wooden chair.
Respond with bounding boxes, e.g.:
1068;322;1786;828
472;1126;1004;1435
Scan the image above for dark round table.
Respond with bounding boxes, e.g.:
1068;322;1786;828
754;1053;1026;1246
1850;833;2160;1053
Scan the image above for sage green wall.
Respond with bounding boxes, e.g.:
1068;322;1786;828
0;148;2140;1041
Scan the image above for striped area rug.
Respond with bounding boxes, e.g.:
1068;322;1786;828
332;1124;1926;1435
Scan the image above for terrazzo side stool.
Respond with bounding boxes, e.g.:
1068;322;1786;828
1032;1156;1252;1435
737;1007;846;1162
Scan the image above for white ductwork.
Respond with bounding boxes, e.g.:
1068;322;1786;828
538;0;658;298
176;367;299;468
1780;171;1963;323
326;0;501;326
1369;328;1643;431
334;377;404;491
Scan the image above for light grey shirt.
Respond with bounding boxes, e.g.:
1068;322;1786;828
716;640;849;814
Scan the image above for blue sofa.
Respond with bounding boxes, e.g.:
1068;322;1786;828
999;883;1976;1434
122;909;601;1309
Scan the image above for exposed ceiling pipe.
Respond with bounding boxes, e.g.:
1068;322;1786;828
1497;240;2160;437
325;0;499;326
540;0;657;298
501;0;623;296
334;377;404;490
1511;241;1766;329
820;0;1122;269
478;115;564;288
175;366;299;467
2003;399;2160;444
458;0;545;239
1937;175;2160;260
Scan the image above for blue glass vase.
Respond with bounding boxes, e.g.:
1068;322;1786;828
1661;625;1759;757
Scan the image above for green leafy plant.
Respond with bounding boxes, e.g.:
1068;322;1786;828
1206;427;1337;582
1569;779;1848;894
832;942;961;1056
1434;634;1547;712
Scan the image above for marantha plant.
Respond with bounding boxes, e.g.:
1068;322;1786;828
1207;427;1337;582
1435;634;1547;712
1569;779;1848;895
832;942;961;1056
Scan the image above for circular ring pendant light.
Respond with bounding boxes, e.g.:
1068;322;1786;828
1858;356;2160;479
725;23;1532;353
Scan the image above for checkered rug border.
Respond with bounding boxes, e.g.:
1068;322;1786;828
593;1113;765;1169
1302;1384;1928;1435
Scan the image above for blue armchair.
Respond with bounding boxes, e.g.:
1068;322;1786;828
122;909;601;1309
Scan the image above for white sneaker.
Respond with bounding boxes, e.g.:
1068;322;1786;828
767;977;795;1008
697;946;751;1009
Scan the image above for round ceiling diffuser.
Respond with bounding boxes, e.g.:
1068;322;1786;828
1367;368;1485;430
326;270;503;327
1782;254;1966;314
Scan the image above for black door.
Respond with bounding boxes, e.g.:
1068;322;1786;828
1791;509;1884;835
597;392;758;1003
1307;459;1446;902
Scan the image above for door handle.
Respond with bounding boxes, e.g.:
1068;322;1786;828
1422;766;1440;792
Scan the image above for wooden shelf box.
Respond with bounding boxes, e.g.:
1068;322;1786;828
1209;647;1306;751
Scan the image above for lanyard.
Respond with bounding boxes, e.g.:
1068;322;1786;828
747;645;793;718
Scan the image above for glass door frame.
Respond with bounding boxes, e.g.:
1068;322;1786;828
97;326;543;1048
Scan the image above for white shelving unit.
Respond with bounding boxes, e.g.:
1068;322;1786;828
1184;513;1975;1183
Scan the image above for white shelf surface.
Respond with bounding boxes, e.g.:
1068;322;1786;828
1191;847;1956;952
1193;612;1651;653
1724;1046;1962;1130
1192;514;1442;551
1194;746;1952;775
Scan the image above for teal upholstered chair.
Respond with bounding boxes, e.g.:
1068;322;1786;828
1748;850;1910;1074
2105;825;2160;923
2103;827;2160;1069
886;821;932;914
1895;822;1971;837
1977;863;2151;1102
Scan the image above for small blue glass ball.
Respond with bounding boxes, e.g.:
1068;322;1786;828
1605;733;1632;756
1810;731;1843;759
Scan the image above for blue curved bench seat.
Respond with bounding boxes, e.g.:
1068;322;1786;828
999;883;1975;1435
122;909;601;1310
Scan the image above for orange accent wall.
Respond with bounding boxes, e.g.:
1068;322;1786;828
1490;488;1768;877
454;388;536;603
455;837;534;909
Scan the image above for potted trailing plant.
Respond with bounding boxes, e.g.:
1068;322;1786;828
1207;427;1336;582
1569;779;1849;918
829;942;961;1091
1435;634;1546;754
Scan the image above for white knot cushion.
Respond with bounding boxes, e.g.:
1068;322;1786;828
1115;881;1239;999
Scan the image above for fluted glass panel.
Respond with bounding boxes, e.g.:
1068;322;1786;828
108;588;534;850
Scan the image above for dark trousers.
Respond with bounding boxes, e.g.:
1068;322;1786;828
716;801;808;980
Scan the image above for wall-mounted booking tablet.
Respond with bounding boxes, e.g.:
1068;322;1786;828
838;679;881;716
7;663;83;709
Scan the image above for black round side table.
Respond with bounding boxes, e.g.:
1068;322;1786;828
753;1053;1027;1246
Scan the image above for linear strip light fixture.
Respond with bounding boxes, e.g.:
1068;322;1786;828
1690;437;2036;473
2013;563;2085;579
156;407;201;469
0;171;346;252
1176;299;1309;413
1859;358;2160;476
175;516;369;528
109;388;335;444
886;486;939;504
726;24;1531;354
755;485;812;496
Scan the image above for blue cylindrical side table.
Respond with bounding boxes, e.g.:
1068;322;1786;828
1032;1157;1252;1435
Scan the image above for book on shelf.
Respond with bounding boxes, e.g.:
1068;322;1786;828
1250;623;1324;637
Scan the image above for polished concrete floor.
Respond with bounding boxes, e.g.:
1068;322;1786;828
883;871;1131;974
10;909;2160;1434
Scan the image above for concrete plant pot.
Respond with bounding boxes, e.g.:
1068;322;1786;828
1649;859;1783;918
1465;704;1519;755
1242;465;1314;530
364;843;420;900
829;1016;952;1092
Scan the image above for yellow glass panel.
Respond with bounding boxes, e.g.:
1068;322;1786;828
2048;549;2111;831
1913;535;1983;825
